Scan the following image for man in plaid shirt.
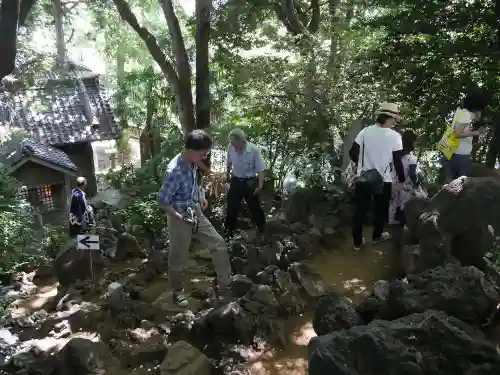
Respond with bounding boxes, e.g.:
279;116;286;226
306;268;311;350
159;129;232;307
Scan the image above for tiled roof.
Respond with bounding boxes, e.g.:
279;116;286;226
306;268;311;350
7;139;78;172
0;73;121;146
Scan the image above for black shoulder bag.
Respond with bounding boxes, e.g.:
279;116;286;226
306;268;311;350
354;134;386;195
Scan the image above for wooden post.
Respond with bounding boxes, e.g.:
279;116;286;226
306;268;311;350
89;250;93;282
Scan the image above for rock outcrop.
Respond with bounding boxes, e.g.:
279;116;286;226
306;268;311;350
309;310;500;375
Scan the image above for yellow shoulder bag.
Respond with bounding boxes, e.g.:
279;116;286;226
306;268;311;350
436;110;468;160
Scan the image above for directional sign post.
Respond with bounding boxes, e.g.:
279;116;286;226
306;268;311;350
77;235;100;250
77;234;100;282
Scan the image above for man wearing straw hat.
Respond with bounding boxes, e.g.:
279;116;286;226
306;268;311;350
348;102;406;251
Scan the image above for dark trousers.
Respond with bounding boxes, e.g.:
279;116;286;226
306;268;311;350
352;182;392;247
225;177;266;236
440;153;472;181
69;224;84;238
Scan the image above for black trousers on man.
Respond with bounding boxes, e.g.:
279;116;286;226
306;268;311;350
225;176;266;237
352;182;392;247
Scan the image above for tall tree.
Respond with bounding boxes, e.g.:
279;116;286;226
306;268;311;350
111;0;212;134
52;0;66;65
367;0;499;163
0;0;37;83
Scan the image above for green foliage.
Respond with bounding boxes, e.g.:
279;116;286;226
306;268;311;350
11;0;500;256
323;182;353;223
0;167;39;273
0;166;70;275
40;226;70;259
366;0;499;160
104;132;183;243
116;129;132;156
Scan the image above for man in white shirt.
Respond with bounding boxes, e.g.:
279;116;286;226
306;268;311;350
225;128;266;238
349;102;406;250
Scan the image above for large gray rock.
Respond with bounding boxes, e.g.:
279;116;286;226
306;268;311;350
309;310;500;375
160;340;210;375
405;177;500;272
57;338;120;375
357;264;499;326
313;294;363;335
53;240;107;286
113;232;146;261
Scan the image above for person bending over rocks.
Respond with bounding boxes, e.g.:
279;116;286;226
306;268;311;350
158;130;232;307
349;102;406;251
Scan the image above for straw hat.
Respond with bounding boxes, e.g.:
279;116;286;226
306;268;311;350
376;102;402;122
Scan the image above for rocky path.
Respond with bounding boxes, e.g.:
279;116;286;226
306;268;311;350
246;227;399;374
0;224;399;375
0;216;352;375
5;175;500;375
308;176;500;375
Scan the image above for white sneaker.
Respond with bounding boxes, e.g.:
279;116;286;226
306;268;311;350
372;232;391;244
353;238;365;251
173;291;189;307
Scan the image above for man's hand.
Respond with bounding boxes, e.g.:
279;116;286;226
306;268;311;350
254;185;263;195
394;182;404;192
200;198;208;211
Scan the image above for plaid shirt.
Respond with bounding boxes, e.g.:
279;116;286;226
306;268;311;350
158;153;199;214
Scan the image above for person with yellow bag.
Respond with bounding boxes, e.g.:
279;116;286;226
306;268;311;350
437;90;488;181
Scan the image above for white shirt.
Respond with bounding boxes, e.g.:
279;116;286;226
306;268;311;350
227;141;266;178
355;124;403;183
451;108;475;155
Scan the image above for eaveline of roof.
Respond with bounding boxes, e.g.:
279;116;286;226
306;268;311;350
0;63;122;173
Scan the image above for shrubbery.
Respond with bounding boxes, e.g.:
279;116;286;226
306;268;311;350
0;167;42;275
0;164;72;278
103;136;183;245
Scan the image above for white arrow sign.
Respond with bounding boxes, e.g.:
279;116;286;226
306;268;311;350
77;234;100;250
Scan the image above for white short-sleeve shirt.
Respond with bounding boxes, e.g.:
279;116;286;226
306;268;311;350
355;125;403;183
451;108;475;155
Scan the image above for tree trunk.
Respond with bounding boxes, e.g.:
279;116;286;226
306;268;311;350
341;119;362;169
327;0;340;77
111;0;216;135
160;0;196;133
0;0;37;83
112;0;195;134
115;43;127;130
195;0;212;130
0;0;20;83
53;0;66;65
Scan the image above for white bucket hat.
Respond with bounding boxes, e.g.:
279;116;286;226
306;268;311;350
376;102;402;122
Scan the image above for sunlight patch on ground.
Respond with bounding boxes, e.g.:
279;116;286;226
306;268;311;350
73;331;101;342
27;283;59;309
8;282;59;316
342;278;367;295
289;320;316;346
28;330;101;356
248;352;308;375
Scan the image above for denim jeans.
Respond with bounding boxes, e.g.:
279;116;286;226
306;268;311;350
440;154;472;181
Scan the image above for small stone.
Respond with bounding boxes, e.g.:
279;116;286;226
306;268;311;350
108;282;123;294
